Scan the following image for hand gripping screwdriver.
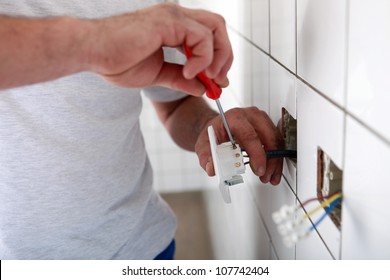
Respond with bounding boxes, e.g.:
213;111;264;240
183;45;236;148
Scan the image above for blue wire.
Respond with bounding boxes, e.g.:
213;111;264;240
309;197;342;232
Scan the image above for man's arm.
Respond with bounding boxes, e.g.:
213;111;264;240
151;96;217;151
0;16;93;90
152;96;284;185
0;3;232;94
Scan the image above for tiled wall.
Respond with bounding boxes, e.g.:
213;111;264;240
140;97;214;192
142;0;390;259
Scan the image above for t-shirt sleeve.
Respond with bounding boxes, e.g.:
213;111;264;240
142;47;188;102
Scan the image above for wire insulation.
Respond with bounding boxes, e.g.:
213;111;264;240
266;150;297;159
304;193;342;219
300;192;339;208
309;197;342;231
242;149;297;159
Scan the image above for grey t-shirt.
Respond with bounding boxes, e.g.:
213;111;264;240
0;0;186;259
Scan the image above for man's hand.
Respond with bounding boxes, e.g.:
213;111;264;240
195;107;284;186
153;97;282;185
0;3;232;94
93;3;232;95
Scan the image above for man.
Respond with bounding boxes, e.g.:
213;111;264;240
0;1;283;259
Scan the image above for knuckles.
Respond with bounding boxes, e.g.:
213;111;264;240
246;106;267;118
212;12;227;27
225;107;268;126
159;2;181;16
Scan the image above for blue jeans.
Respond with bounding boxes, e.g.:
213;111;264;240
154;240;175;260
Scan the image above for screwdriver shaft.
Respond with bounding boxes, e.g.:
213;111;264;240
215;99;236;147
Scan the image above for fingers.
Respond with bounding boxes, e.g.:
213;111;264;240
92;3;232;91
194;107;284;186
270;158;283;185
180;18;214;80
245;108;284;185
194;126;215;176
154;62;206;96
181;8;233;82
230;115;267;177
155;4;232;86
223;107;284;185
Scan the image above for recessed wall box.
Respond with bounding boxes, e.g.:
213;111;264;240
317;148;343;230
278;108;297;165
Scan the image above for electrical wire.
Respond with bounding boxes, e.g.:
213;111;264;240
241;150;297;168
300;192;339;208
299;197;320;208
309;197;342;231
273;192;343;246
242;148;341;235
266;150;297;159
303;193;342;219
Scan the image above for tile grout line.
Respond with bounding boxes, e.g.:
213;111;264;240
294;0;298;259
295;195;337;260
268;0;271;54
250;0;254;106
268;0;272;115
228;25;390;148
339;0;351;261
245;182;274;245
295;0;298;76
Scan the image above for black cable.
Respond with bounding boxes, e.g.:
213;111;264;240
266;150;297;159
242;149;297;159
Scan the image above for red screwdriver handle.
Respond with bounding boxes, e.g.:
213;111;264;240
183;44;222;100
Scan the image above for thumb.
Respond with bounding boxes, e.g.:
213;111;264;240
154;63;206;96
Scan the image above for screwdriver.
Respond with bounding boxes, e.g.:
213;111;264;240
184;45;236;148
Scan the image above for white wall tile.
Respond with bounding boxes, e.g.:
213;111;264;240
140;94;215;193
161;173;185;192
297;80;344;258
269;61;296;123
142;131;158;152
252;47;270;113
229;184;270;259
269;60;297;190
270;243;279;259
347;0;390;142
181;151;201;170
236;0;252;40
270;0;296;72
342;117;390;259
182;151;213;191
220;0;252;40
217;1;252;40
203;188;235;259
204;184;270;259
297;0;347;106
181;0;252;40
161;150;183;173
181;0;390;260
248;177;296;259
184;171;211;191
251;0;269;52
295;206;334;259
228;31;253;107
296;211;342;259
